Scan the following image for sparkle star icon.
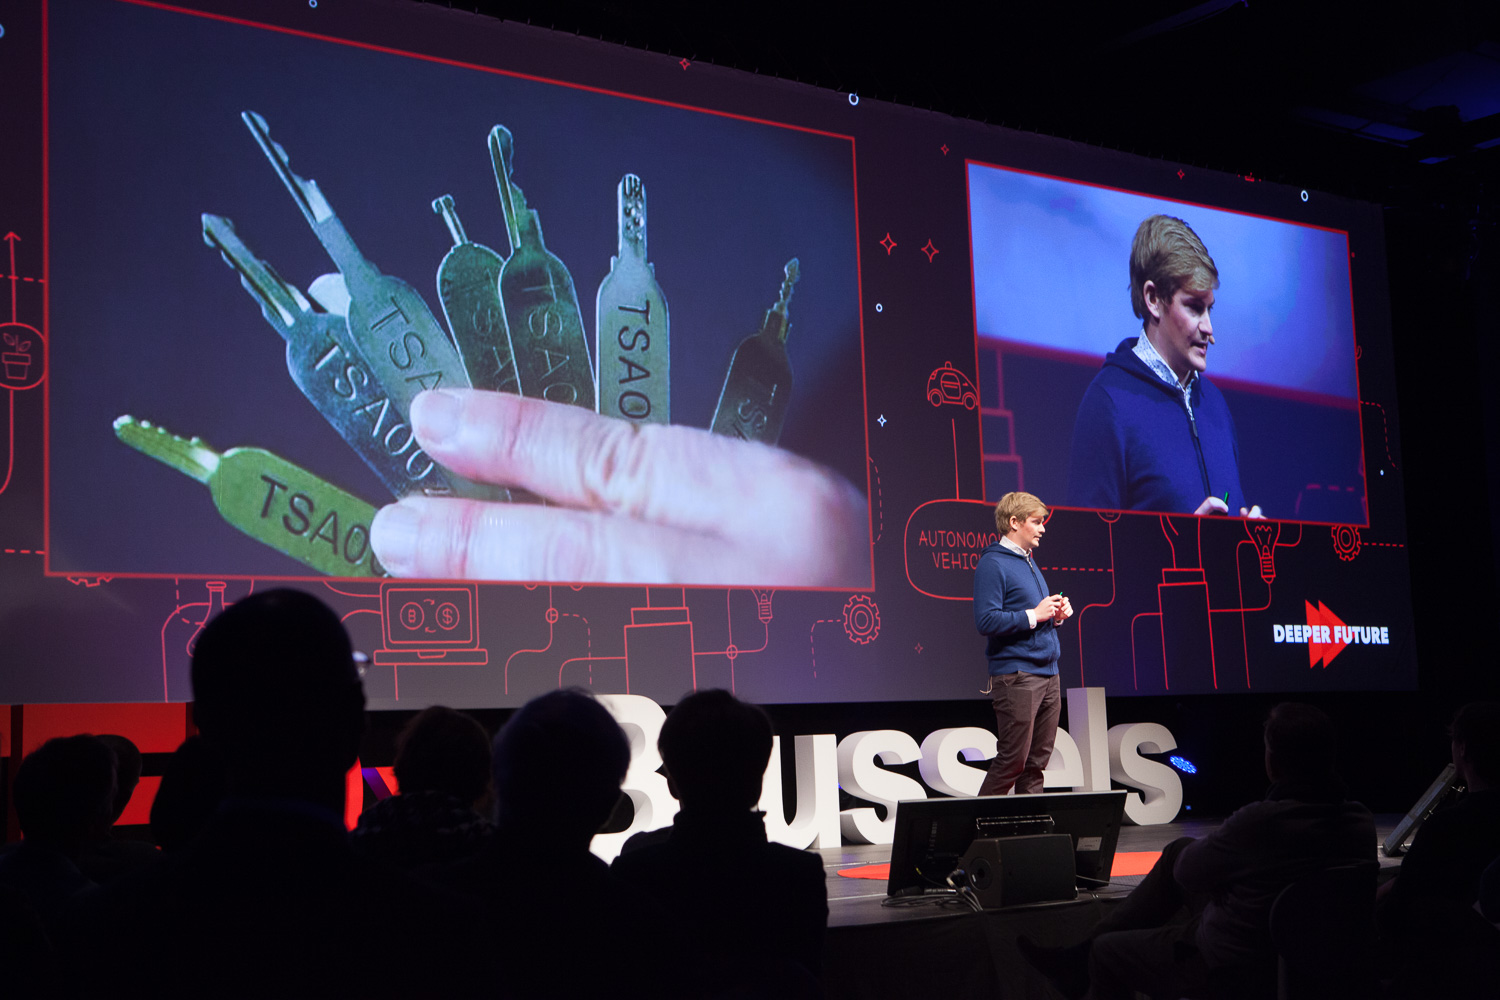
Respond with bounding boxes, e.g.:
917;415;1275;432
679;58;691;70
921;240;939;262
914;643;923;653
940;144;949;155
1177;169;1185;179
879;233;897;255
877;414;887;427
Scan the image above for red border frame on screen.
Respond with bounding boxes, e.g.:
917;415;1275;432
961;158;1370;531
40;0;876;591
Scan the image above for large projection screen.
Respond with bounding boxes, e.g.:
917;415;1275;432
0;0;1416;708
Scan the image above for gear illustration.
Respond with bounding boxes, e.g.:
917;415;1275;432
842;594;881;644
1331;524;1361;562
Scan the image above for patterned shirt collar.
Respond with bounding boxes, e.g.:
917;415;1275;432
999;535;1030;558
1133;330;1196;412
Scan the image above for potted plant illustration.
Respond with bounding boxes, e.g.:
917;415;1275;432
2;330;31;381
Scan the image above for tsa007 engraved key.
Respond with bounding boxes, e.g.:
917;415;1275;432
114;416;386;577
433;194;519;394
595;174;669;424
202;214;459;500
711;259;799;446
241;111;469;414
240;111;507;503
489;125;596;410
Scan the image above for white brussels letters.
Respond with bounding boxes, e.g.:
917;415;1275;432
589;687;1184;858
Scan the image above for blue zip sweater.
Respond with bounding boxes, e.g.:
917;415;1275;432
973;542;1060;676
1066;337;1245;514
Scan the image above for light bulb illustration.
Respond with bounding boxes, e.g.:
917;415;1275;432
749;588;774;623
1248;521;1281;584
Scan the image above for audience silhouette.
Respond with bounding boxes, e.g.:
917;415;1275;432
350;705;495;870
1376;700;1500;997
0;735;115;1000
612;689;828;999
23;612;1498;1000
433;687;661;998
56;588;486;998
0;735;115;926
1019;702;1375;1000
147;734;228;854
77;734;162;884
1479;852;1500;922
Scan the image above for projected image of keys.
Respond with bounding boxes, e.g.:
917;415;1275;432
432;194;518;394
114;416;385;578
241;111;507;503
489;125;596;409
202;214;463;500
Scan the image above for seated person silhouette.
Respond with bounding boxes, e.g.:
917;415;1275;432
611;690;828;998
435;689;663;999
351;706;495;871
0;736;112;1000
1376;701;1500;997
58;588;485;998
1481;853;1500;922
0;735;115;927
1019;702;1375;1000
77;734;162;884
147;735;228;854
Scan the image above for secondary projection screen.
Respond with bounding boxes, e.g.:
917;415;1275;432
0;0;1416;708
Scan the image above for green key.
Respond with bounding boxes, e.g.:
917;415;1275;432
114;415;386;578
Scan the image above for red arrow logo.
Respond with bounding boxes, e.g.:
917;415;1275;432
1304;600;1349;669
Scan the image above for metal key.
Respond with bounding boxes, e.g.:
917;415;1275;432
595;174;669;424
242;112;470;410
711;259;799;446
114;415;385;578
432;194;519;394
241;111;508;503
489;125;596;409
203;214;462;500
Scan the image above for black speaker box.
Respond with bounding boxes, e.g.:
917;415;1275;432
959;833;1077;908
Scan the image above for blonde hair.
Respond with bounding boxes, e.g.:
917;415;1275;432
1129;215;1219;321
994;492;1047;534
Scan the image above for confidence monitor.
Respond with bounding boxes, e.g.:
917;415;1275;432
886;791;1128;897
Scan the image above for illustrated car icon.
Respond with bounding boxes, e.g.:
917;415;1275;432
927;362;978;409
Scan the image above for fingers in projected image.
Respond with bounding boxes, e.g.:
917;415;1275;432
370;389;871;587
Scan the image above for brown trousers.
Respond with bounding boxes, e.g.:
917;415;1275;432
978;670;1061;796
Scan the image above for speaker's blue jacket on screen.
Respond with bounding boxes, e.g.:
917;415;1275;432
974;543;1061;677
1066;337;1245;515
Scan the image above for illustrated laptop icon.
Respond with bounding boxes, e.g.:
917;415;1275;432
372;583;488;666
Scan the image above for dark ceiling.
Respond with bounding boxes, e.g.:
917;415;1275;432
443;0;1500;210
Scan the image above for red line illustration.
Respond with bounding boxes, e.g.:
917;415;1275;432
504;587;559;695
0;390;13;497
1075;516;1119;685
808;617;841;679
1360;400;1398;471
556;610;593;686
951;418;960;498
